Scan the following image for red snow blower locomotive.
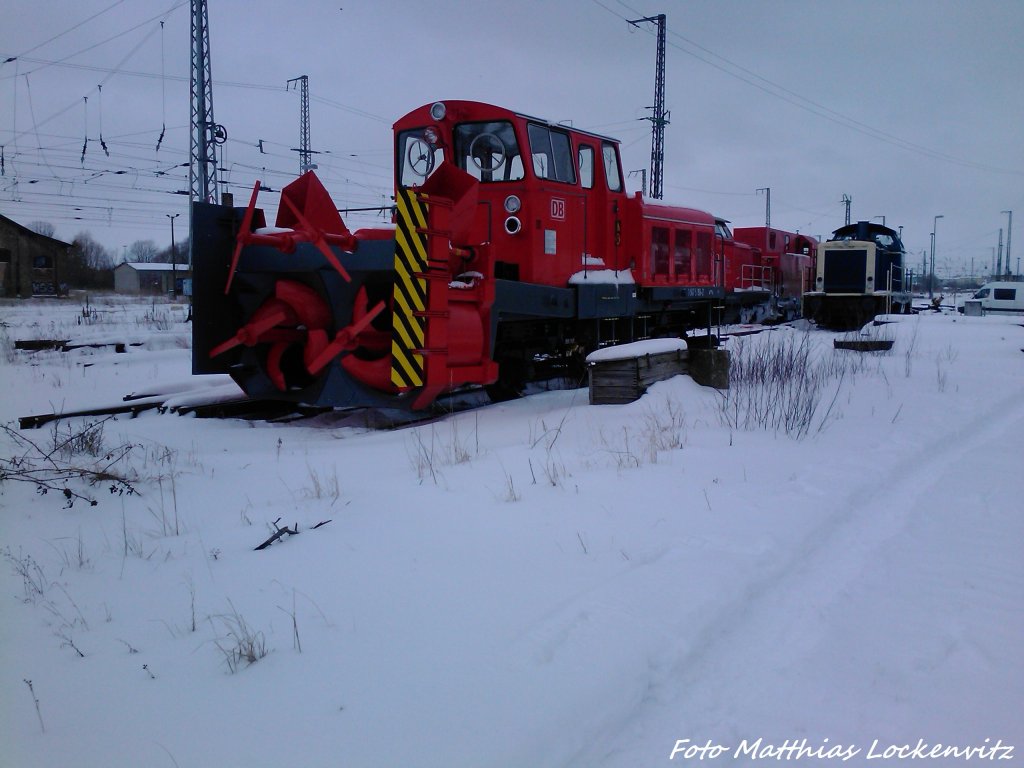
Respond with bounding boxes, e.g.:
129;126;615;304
192;100;814;410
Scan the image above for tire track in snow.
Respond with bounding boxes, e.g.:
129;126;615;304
565;387;1024;767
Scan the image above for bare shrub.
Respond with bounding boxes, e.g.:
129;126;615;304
406;419;475;484
935;357;949;393
641;397;687;459
504;471;521;502
45;532;91;572
211;601;268;673
301;463;341;504
599;426;642;469
51;418;107;458
717;330;864;439
0;326;16;365
3;547;48;603
1;419;138;508
902;319;921;377
23;679;45;733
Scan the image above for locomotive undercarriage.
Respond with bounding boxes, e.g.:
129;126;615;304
487;299;713;397
804;293;912;331
443;271;717;397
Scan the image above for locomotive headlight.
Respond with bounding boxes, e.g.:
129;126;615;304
423;126;440;145
503;195;521;214
504;216;522;235
429;102;447;121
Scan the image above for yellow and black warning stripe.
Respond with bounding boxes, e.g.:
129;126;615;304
390;188;428;389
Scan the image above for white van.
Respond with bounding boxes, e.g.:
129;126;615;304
964;281;1024;314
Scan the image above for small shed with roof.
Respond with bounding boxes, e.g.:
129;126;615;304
113;262;192;295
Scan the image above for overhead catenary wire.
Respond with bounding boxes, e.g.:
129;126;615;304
97;84;109;157
156;21;166;152
2;0;128;62
80;95;88;164
589;0;1023;177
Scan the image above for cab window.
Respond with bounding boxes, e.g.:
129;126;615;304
578;145;595;189
602;142;622;191
397;129;445;187
453;121;524;183
528;124;576;183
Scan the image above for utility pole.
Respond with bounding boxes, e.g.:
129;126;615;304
756;187;771;250
756;187;771;229
1001;210;1012;279
841;194;852;226
190;0;225;204
929;214;943;299
167;213;180;298
287;75;318;174
628;13;668;200
628;169;647;196
997;228;1003;277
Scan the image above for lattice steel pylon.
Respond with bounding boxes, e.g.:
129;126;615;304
287;75;317;174
629;13;669;199
190;0;223;204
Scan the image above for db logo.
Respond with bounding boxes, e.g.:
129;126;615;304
550;198;566;220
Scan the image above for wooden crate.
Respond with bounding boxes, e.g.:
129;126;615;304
687;347;731;389
588;348;689;404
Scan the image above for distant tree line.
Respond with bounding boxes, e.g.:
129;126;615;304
27;221;189;291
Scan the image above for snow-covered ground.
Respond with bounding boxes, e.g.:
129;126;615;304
1;295;1022;768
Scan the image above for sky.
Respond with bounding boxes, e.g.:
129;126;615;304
2;0;1022;277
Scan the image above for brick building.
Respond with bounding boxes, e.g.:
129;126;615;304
0;213;71;297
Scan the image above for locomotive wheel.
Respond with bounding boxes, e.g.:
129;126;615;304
485;358;527;403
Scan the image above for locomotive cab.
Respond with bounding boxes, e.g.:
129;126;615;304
804;220;911;329
393;100;630;285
